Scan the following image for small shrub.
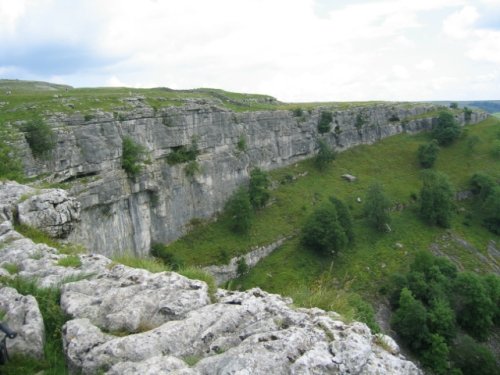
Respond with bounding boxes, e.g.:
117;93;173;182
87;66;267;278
491;140;500;159
57;255;82;268
355;113;366;129
122;136;146;177
236;136;247;152
463;107;473;122
184;160;200;177
224;188;253;234
417;140;440;168
363;183;392;232
419;170;454;228
83;114;94;122
237;258;249;277
388;114;400;122
449;102;458;109
292;108;303;117
314;139;335;171
317;111;333;133
22;118;56;159
166;140;199;165
248;168;270;209
465;134;480;153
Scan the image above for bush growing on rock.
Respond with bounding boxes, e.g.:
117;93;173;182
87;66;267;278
317;111;333;133
121;136;146;177
22;118;56;159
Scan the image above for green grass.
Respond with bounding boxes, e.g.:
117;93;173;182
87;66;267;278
492;112;500;118
161;117;500;324
13;224;86;255
56;255;82;268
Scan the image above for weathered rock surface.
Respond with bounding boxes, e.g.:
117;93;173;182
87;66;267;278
0;286;45;359
0;181;80;239
12;104;487;256
60;265;210;332
62;287;422;375
18;188;80;238
0;213;422;374
0;221;111;288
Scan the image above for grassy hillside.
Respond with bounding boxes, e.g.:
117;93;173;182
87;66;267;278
163;116;500;321
0;79;391;125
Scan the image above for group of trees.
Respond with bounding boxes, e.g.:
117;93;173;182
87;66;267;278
387;251;499;374
224;168;270;234
301;196;354;255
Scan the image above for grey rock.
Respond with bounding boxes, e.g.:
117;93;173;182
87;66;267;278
62;288;421;375
106;355;196;375
0;221;111;288
11;104;487;256
18;188;80;238
0;286;45;358
61;265;211;332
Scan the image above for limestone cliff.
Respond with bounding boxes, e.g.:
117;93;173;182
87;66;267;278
14;102;487;256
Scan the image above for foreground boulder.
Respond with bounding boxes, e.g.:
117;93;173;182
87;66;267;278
63;288;422;375
0;286;44;359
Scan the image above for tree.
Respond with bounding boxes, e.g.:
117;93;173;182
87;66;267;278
301;203;348;255
314;139;335;171
427;299;456;343
421;334;450;375
470;172;496;201
449;102;458;109
451;335;500;375
452;272;495;341
417;140;439;168
363;183;391;232
122;136;146;177
391;288;429;351
483;186;500;234
225;188;253;234
419;171;454;228
432;111;461;146
329;196;354;244
248;168;270;209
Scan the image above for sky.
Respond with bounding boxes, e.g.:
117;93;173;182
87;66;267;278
0;0;499;102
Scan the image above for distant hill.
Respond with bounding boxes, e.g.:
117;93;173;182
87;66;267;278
429;100;500;113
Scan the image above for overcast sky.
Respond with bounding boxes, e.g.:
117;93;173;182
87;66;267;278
0;0;499;102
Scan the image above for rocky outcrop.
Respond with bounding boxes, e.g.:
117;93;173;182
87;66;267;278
0;216;421;374
60;265;211;332
0;286;45;359
62;288;422;375
0;181;80;238
12;104;487;256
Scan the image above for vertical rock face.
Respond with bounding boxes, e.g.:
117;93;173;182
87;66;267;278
15;104;487;256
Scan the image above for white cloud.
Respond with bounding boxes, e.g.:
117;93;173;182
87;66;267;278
0;0;27;34
416;59;435;71
1;0;499;101
467;29;500;63
443;5;479;39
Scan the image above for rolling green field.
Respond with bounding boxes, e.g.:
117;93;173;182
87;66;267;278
164;116;500;320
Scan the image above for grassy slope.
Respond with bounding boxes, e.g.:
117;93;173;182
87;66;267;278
165;117;500;317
